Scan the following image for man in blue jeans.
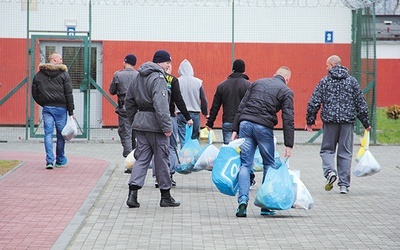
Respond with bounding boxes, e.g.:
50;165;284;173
32;52;75;169
232;66;294;217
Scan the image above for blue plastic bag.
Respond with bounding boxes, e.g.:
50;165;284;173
212;145;241;196
254;159;295;210
253;148;282;172
176;125;201;174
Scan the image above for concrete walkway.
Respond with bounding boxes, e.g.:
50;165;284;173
0;131;399;249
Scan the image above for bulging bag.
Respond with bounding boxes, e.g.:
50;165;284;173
211;146;240;196
199;127;216;142
353;130;381;177
289;170;314;210
193;144;220;172
353;150;381;177
124;149;136;169
254;159;295;210
176;125;201;174
62;116;78;141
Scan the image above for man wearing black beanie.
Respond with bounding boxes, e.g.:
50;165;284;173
125;49;180;208
206;59;256;187
206;59;250;144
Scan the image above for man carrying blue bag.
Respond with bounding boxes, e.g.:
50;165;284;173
231;66;295;217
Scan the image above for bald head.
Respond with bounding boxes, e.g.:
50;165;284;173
274;66;291;84
49;53;63;65
326;55;342;70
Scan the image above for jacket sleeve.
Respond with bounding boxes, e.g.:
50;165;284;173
206;86;222;128
63;72;75;116
125;77;138;125
31;76;41;106
171;78;191;121
199;85;208;116
353;78;371;129
281;89;295;148
109;73;118;95
306;80;323;125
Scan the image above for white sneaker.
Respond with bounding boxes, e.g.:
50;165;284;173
340;186;349;194
325;172;337;191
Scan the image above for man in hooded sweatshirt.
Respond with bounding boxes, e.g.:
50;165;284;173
32;52;75;170
176;59;208;148
125;49;180;208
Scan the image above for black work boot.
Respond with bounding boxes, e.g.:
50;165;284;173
127;189;140;208
160;189;180;207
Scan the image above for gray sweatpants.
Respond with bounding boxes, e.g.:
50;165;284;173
320;123;354;188
128;131;172;190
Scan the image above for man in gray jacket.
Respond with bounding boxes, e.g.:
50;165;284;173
109;54;138;163
125;50;180;208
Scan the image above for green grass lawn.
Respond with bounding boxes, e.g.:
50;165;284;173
376;107;400;144
0;160;19;175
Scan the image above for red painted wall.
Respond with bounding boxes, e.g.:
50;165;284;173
1;38;398;129
376;59;400;107
102;41;350;129
0;39;29;125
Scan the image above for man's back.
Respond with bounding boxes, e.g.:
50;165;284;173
177;59;203;113
207;74;250;127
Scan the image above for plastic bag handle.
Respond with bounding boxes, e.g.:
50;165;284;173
184;124;193;143
365;130;370;150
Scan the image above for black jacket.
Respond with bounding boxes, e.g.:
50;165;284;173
206;72;251;128
232;75;294;148
165;74;191;121
32;63;75;115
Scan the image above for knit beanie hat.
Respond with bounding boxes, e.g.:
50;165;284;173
153;50;171;63
232;59;245;73
124;54;137;66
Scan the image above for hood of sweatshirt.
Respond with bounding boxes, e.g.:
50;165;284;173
178;59;194;76
138;62;165;77
328;65;349;80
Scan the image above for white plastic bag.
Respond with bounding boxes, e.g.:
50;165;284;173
124;149;136;169
62;116;78;141
353;150;381;177
289;170;314;210
193;144;220;171
353;130;381;177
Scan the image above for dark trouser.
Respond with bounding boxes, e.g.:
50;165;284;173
320;123;354;188
116;107;136;157
129;131;171;190
152;117;178;177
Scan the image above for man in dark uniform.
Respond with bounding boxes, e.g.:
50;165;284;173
109;54;138;171
125;50;180;208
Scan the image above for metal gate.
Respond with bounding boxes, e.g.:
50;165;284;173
28;35;109;139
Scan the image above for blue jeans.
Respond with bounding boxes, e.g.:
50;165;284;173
222;122;233;145
42;106;68;165
237;121;275;205
177;112;200;149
